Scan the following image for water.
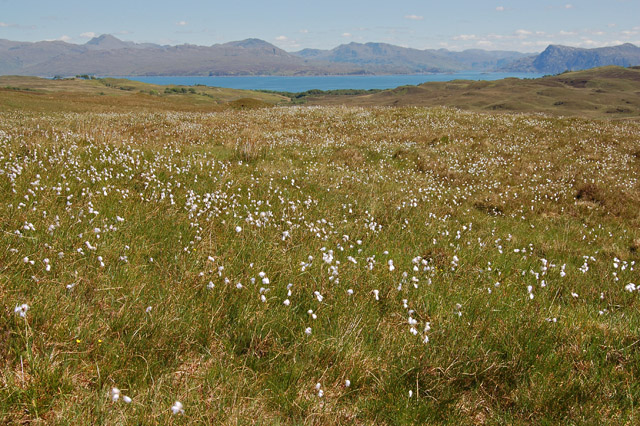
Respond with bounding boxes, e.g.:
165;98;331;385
115;72;545;92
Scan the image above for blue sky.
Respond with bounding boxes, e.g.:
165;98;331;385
1;0;639;52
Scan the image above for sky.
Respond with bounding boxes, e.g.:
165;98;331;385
1;0;639;52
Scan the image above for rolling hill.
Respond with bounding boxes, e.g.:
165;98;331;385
304;66;640;119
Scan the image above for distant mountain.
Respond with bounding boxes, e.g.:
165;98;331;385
439;49;530;71
501;43;640;74
292;42;459;73
0;36;365;76
0;40;86;74
291;42;527;73
6;34;634;77
85;34;134;50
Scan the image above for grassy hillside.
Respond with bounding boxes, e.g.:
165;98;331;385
0;76;288;112
306;66;640;119
1;102;639;424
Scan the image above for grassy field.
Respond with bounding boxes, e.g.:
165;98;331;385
1;79;640;424
305;66;640;120
0;76;287;113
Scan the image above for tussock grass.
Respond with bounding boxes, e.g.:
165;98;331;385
0;104;639;424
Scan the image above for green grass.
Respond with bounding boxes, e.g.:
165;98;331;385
0;75;288;113
0;97;639;424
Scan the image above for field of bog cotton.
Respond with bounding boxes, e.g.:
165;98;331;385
1;106;640;425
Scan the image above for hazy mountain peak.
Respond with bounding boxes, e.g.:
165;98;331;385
226;38;278;49
502;43;640;73
85;34;131;50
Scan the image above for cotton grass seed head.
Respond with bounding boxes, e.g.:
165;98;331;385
171;401;184;414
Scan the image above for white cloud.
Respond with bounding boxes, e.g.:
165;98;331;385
521;40;556;47
496;6;505;11
453;34;478;41
404;14;424;21
515;29;533;36
565;4;573;9
581;39;598;46
80;31;97;38
299;29;309;34
342;32;352;37
176;21;187;26
46;35;72;42
0;22;9;27
273;36;301;51
558;30;577;36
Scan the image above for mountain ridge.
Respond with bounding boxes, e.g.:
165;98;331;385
1;35;639;76
501;43;640;73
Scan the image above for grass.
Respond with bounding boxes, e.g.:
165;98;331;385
0;76;288;113
305;66;640;120
0;83;639;424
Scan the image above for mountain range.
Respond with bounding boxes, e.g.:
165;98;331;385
0;34;639;77
501;43;640;74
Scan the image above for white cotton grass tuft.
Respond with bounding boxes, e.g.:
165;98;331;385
14;303;29;318
305;327;312;335
235;226;242;233
345;379;351;387
111;387;120;402
122;395;132;404
171;401;184;414
388;259;395;271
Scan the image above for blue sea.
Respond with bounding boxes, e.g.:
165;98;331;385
116;72;545;92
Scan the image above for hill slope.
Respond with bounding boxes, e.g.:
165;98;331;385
305;66;640;119
0;75;288;112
